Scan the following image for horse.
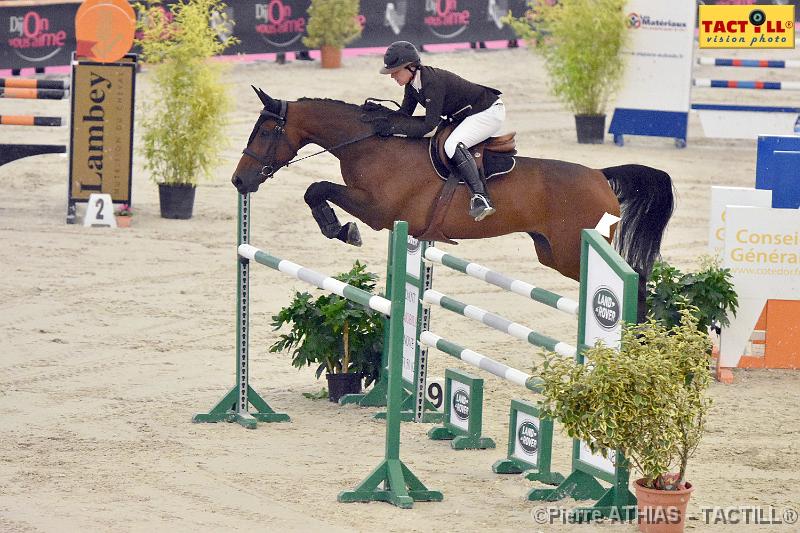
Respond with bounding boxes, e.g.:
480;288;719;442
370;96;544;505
231;88;674;322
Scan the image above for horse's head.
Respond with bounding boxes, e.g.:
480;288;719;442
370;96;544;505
231;87;300;194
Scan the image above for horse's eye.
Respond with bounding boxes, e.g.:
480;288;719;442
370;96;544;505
260;129;269;137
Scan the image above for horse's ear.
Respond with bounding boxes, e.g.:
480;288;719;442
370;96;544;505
252;86;272;107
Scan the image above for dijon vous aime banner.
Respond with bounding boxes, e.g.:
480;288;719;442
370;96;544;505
720;207;800;368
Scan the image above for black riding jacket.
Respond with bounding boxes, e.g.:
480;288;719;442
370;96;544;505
395;66;501;138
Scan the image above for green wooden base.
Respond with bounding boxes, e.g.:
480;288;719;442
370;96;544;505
428;426;496;450
193;385;290;429
569;485;638;523
527;469;607;502
491;458;565;485
374;392;444;422
339;380;387;406
338;459;443;509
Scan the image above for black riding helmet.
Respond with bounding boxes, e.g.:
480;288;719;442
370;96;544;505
379;41;420;74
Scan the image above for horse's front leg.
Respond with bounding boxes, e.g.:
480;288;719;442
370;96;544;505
304;181;373;247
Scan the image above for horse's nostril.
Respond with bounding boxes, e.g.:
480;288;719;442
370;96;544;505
232;175;242;187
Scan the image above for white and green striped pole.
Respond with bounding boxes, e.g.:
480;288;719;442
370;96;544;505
423;248;579;316
422;290;577;358
419;331;543;393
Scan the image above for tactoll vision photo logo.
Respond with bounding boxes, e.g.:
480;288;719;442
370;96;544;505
699;4;795;49
6;10;68;62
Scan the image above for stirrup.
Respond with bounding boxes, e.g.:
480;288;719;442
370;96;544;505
469;195;496;222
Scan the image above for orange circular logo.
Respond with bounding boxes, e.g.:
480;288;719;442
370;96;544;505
75;0;135;63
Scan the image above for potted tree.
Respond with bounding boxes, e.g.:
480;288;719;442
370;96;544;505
505;0;628;143
647;255;739;334
135;0;237;219
537;309;714;532
302;0;362;69
269;261;384;403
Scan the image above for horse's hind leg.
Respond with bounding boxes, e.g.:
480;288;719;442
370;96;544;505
304;181;364;247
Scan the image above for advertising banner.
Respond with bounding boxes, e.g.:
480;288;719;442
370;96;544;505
67;55;135;219
720;206;800;368
0;2;79;70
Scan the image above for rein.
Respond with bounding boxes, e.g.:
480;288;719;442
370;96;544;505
242;101;376;180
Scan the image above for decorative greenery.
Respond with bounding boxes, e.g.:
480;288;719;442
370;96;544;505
269;261;384;386
647;256;739;334
114;204;133;217
537;310;713;491
302;0;362;49
135;0;238;186
504;0;628;115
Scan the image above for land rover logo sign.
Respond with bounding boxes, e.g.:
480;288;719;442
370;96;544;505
592;286;620;330
452;388;470;421
518;421;539;455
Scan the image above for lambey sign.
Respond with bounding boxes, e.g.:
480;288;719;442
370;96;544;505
68;58;135;205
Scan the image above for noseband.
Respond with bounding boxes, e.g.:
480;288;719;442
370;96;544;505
241;100;292;180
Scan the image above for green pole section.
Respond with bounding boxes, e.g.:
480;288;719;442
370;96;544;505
193;193;289;428
339;221;443;508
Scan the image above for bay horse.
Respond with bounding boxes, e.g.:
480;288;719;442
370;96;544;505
232;88;674;322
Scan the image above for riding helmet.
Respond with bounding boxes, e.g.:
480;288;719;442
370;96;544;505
380;41;420;74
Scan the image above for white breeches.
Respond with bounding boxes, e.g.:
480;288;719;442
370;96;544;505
444;99;506;158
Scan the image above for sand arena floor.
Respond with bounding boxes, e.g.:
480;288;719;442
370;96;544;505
1;45;799;532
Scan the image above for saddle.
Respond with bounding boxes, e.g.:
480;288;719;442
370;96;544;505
428;123;517;181
417;124;517;243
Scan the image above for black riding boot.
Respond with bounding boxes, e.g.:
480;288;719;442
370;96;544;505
451;143;496;221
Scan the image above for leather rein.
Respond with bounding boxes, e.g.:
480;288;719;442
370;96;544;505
241;100;376;180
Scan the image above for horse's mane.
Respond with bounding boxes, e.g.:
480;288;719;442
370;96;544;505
297;97;363;114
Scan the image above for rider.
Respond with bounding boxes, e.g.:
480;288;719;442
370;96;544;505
378;41;505;222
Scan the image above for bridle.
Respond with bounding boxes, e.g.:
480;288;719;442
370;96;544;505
241;99;376;180
241;100;292;180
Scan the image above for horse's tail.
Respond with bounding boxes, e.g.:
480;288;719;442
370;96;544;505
601;164;675;281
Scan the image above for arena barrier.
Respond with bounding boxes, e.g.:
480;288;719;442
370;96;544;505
0;77;68;167
374;230;640;518
691;56;800;140
194;194;441;508
0;87;68;100
0;115;61;127
0;77;69;90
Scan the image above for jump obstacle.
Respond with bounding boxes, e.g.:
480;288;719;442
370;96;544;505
0;76;68;166
194;194;442;508
390;233;639;518
196;194;648;514
691;56;800;140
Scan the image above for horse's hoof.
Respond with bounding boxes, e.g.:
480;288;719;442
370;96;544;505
345;222;362;247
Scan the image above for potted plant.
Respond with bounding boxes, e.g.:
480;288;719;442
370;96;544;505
537;309;714;532
269;261;384;403
505;0;628;143
114;204;134;228
135;0;237;219
302;0;362;69
647;255;739;335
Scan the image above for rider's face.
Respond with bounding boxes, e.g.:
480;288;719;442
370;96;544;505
391;68;413;86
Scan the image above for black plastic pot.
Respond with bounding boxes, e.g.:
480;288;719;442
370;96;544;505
326;372;362;403
574;114;606;144
158;183;196;219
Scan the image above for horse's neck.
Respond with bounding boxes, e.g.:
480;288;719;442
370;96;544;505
294;101;371;157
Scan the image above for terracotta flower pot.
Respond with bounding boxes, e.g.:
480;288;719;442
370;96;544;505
116;216;132;228
320;45;342;69
634;478;694;533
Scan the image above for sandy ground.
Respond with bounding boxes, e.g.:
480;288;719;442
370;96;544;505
1;45;800;533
